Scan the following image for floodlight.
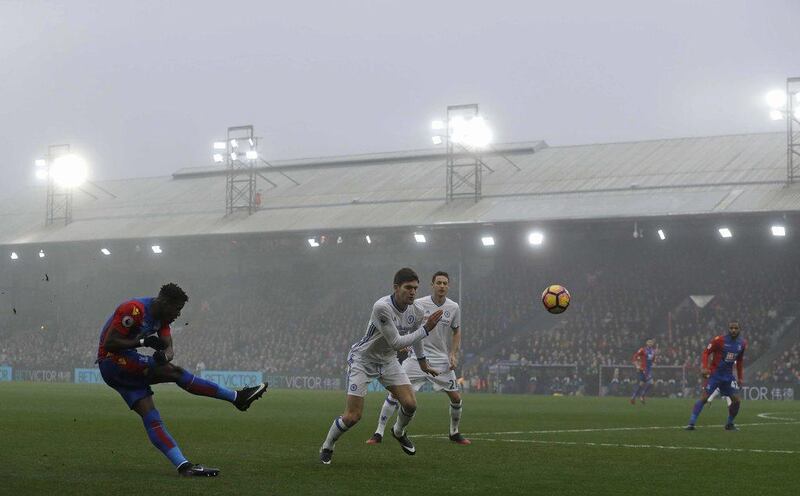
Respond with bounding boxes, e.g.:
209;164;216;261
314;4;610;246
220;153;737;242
213;142;226;150
414;233;426;243
365;235;371;244
528;232;544;245
213;153;224;163
432;136;443;145
431;120;445;130
449;115;492;148
230;152;238;161
770;109;784;121
151;245;162;254
481;236;495;246
38;250;45;258
10;252;18;260
246;150;258;160
771;225;786;237
230;139;239;148
766;89;787;109
50;154;88;188
248;138;255;147
308;238;320;248
35;168;48;180
35;159;46;167
100;248;111;256
718;228;732;238
657;229;666;240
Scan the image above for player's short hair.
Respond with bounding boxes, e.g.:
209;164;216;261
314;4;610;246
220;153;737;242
393;267;419;286
431;271;450;283
159;282;188;305
729;320;740;327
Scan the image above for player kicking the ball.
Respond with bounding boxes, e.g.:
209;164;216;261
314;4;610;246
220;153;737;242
367;271;470;446
319;268;443;464
96;283;268;476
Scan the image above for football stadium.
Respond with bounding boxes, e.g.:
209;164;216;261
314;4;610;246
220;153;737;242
3;2;800;495
2;131;800;494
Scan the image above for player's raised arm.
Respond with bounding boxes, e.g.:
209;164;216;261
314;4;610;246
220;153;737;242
373;304;442;351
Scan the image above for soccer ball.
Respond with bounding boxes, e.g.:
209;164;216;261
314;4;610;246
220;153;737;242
541;285;570;314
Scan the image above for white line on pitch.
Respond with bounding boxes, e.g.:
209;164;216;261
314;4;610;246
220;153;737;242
411;421;800;438
465;437;800;455
756;412;799;421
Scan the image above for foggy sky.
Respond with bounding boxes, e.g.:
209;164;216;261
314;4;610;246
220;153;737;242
1;0;799;197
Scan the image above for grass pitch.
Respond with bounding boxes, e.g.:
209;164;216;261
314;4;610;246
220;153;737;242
1;383;798;495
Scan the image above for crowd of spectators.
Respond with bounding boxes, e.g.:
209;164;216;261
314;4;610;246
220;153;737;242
1;233;799;395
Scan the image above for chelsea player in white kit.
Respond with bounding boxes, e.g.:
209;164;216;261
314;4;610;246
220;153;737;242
319;268;443;464
367;271;471;445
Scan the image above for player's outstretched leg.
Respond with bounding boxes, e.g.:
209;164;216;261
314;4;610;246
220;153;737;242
725;395;741;430
155;365;268;411
368;395;399;444
446;390;471;445
388;385;417;455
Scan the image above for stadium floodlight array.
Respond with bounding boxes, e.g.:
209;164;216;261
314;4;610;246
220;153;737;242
151;245;163;254
528;232;544;246
36;154;88;188
657;229;666;240
100;248;111;256
481;236;495;246
718;227;733;239
213;142;227;150
771;225;787;237
38;250;45;258
307;238;320;248
213;153;224;163
365;235;372;244
246;150;258;160
10;252;18;260
414;233;427;243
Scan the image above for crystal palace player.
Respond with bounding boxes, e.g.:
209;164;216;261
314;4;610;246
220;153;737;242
96;283;268;476
630;339;656;404
685;321;746;431
367;271;470;445
319;268;443;464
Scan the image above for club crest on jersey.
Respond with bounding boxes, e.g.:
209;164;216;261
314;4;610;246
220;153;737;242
407;315;415;324
132;307;140;316
444;310;451;318
121;316;134;328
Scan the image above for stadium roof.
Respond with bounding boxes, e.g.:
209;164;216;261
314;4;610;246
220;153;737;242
2;132;799;245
